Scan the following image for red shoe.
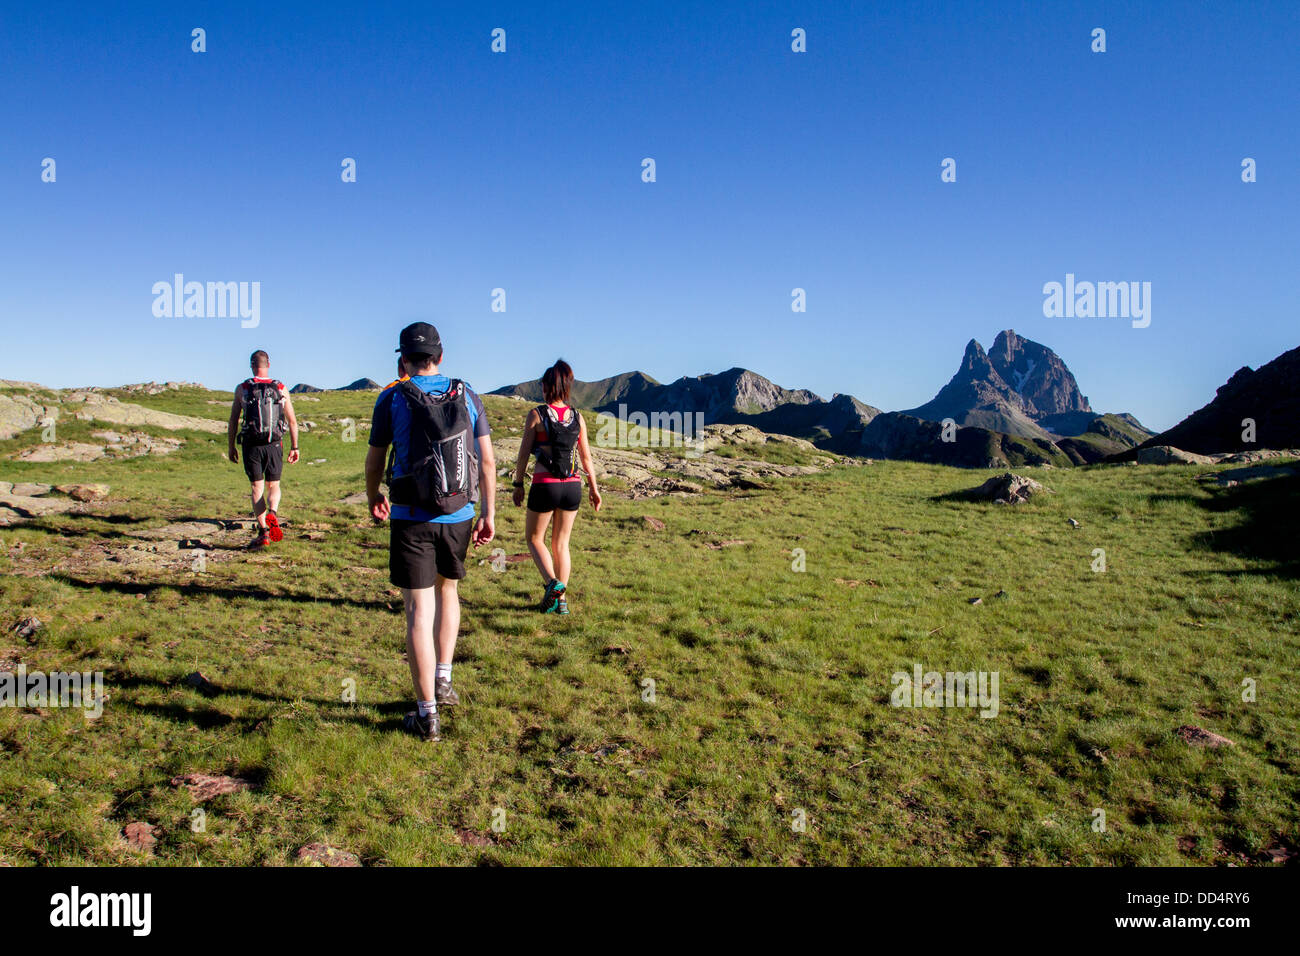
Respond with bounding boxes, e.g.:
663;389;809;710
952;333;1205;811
265;511;283;543
249;531;269;550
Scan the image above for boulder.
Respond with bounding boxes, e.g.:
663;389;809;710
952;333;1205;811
965;472;1049;504
55;483;110;502
1136;445;1215;466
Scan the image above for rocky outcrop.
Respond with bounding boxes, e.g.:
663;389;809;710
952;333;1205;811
1119;345;1300;457
0;392;59;441
964;473;1050;505
0;386;222;442
1135;445;1215;465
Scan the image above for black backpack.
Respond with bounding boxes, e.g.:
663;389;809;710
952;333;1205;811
533;404;581;479
386;379;480;515
239;379;287;444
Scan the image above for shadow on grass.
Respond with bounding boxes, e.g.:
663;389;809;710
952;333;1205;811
1190;471;1300;580
50;571;401;611
104;669;412;732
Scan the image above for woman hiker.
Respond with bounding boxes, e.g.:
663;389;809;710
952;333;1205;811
511;360;601;613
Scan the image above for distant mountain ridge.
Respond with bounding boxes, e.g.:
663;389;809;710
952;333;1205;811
485;330;1168;468
490;367;880;452
490;371;661;410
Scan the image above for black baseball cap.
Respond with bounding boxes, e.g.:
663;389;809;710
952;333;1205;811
395;322;442;356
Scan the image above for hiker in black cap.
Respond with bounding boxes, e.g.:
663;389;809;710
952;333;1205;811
364;323;495;742
227;350;299;549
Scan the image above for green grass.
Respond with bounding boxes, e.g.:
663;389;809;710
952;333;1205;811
1;387;1297;866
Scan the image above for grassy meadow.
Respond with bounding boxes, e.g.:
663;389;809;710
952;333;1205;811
0;385;1296;866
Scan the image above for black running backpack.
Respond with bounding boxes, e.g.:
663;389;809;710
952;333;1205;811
240;379;287;444
533;404;581;479
386;379;480;515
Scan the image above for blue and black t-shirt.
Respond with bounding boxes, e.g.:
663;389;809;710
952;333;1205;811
370;374;490;523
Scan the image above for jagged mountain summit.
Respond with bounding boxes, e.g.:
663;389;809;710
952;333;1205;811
904;330;1091;440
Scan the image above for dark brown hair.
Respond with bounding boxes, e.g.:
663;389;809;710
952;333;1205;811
250;350;269;370
541;359;573;404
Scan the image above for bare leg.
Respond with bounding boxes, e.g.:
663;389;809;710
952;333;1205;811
433;574;460;668
403;585;438;702
549;507;578;586
526;508;557;585
266;479;281;515
249;480;267;528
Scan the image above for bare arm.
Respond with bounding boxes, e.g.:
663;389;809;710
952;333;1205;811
227;388;242;462
511;409;537;507
281;387;300;462
578;414;601;511
473;434;496;546
280;390;297;463
365;444;389;521
514;409;538;484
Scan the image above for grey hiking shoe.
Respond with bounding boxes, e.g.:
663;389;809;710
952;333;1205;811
435;677;460;707
402;709;441;742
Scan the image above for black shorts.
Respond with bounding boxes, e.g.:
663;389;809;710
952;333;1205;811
242;440;283;482
390;518;473;587
528;480;581;513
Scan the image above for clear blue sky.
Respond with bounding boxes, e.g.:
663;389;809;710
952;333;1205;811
2;0;1296;431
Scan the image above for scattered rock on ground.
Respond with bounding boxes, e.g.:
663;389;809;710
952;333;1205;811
296;843;362;867
1174;725;1235;748
642;516;665;530
122;822;159;851
55;482;110;502
169;773;254;801
339;492;368;505
456;829;494;848
12;616;43;640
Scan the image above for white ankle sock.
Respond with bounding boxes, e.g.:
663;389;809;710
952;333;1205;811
417;699;437;717
436;663;452;682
